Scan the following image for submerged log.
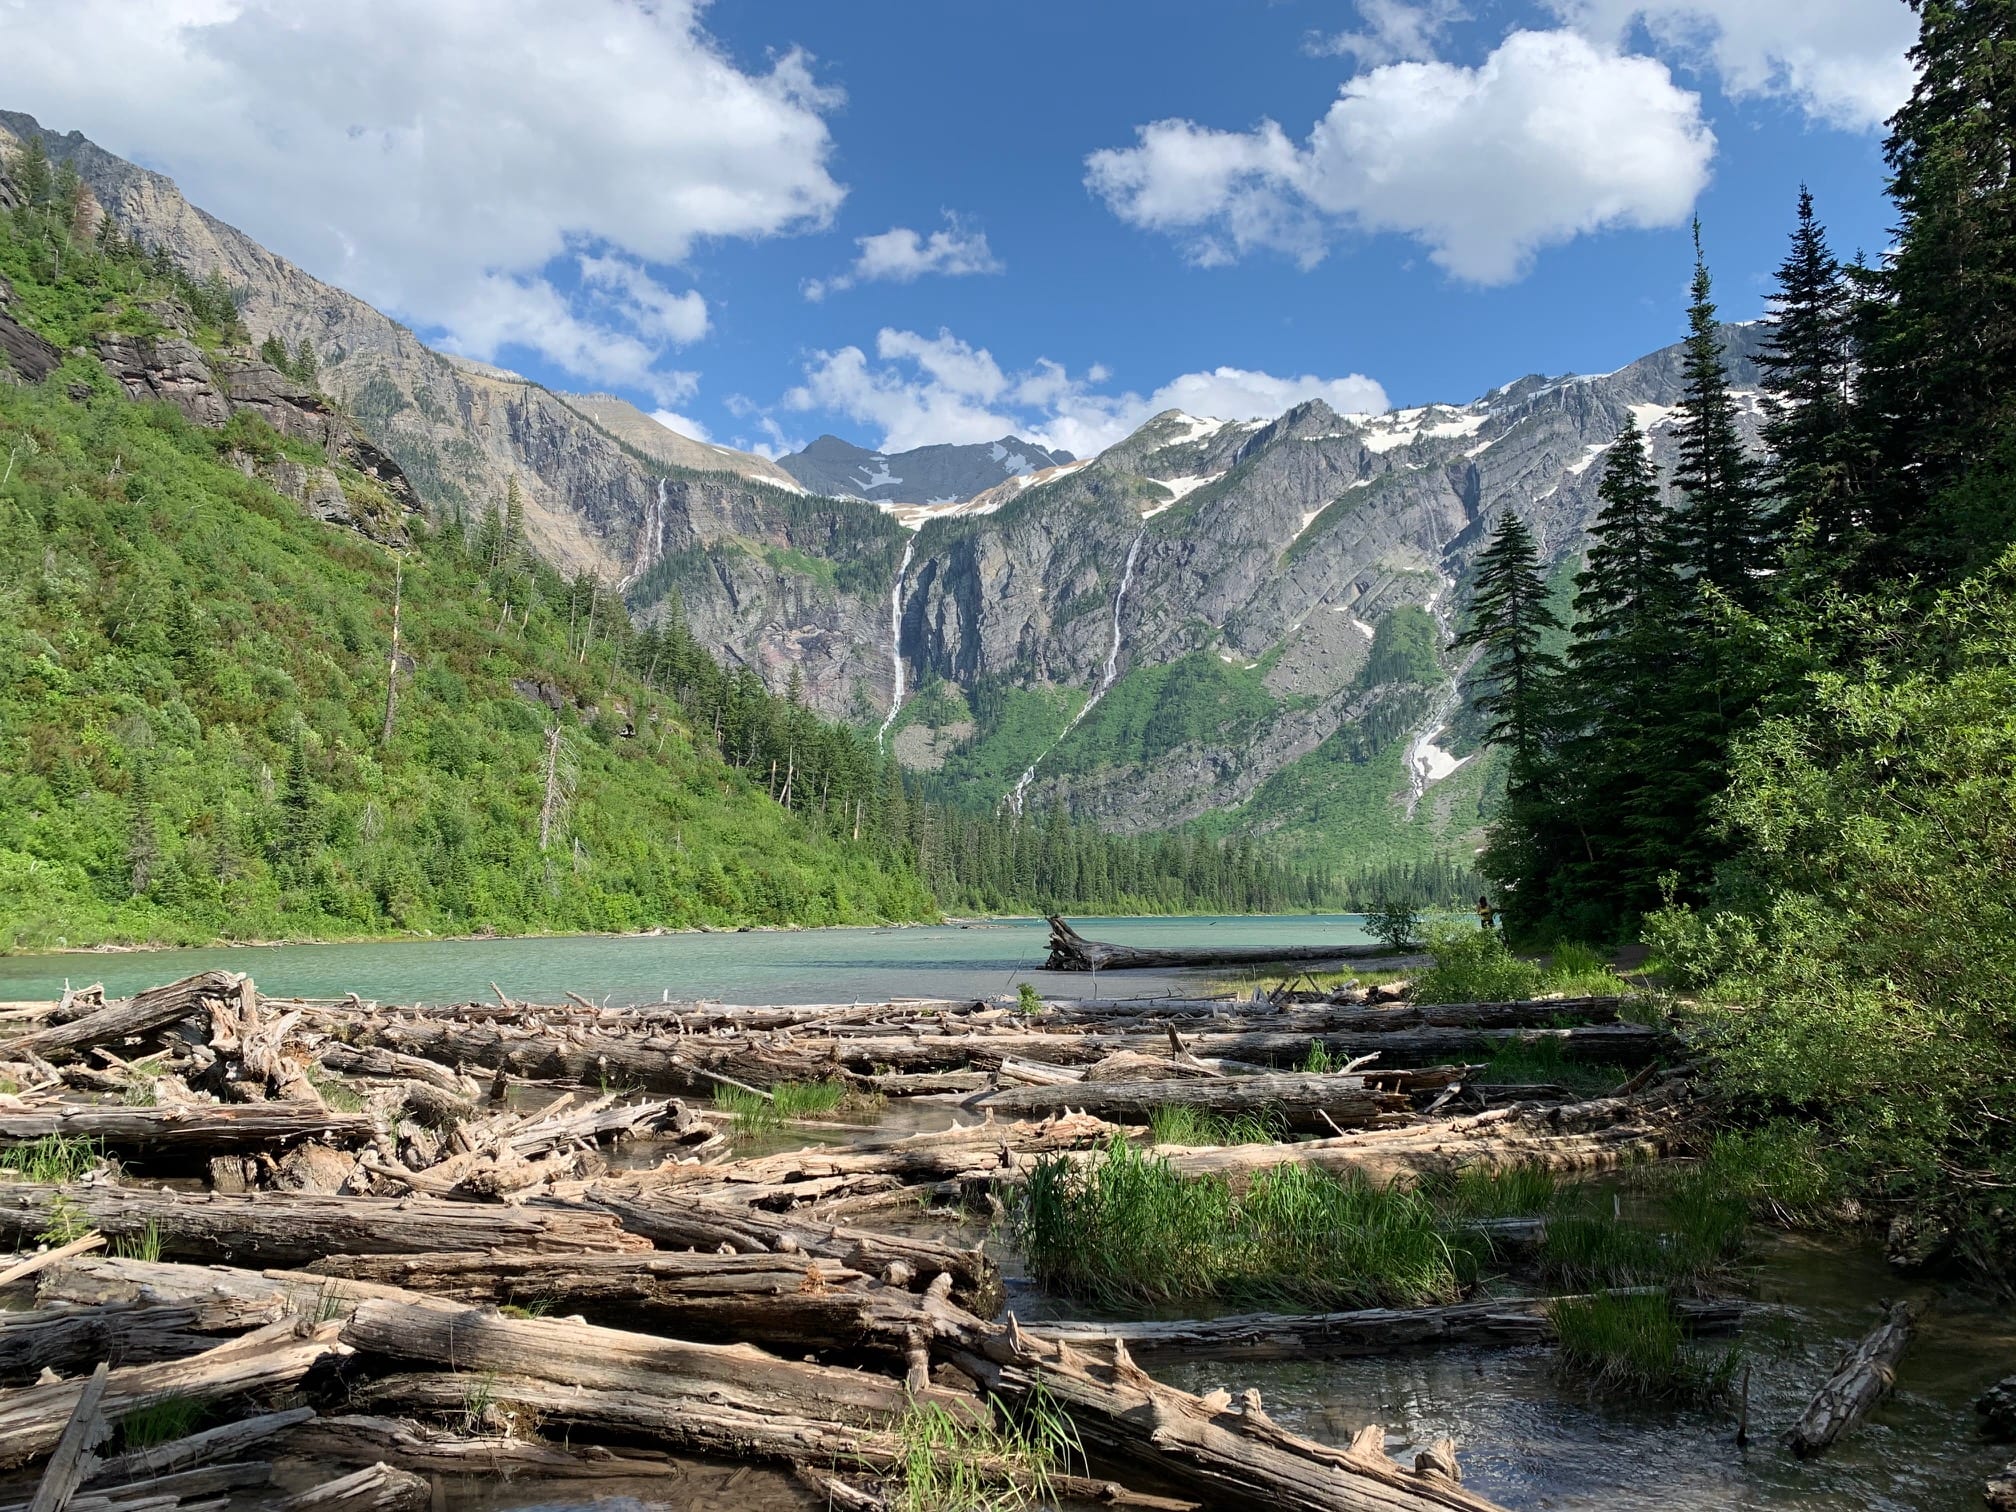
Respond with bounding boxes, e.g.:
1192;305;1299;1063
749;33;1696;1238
1031;1293;1744;1363
1046;916;1406;973
0;1184;648;1267
0;1105;373;1157
1786;1298;1917;1458
970;1073;1412;1132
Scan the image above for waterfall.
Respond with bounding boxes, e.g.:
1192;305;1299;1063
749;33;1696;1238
1007;528;1148;815
876;537;917;749
623;477;669;590
1401;575;1478;818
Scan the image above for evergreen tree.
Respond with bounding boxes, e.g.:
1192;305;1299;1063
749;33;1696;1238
1857;0;2016;579
1668;222;1766;607
1758;188;1858;568
1453;512;1561;774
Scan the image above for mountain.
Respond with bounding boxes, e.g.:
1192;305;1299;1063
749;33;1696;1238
777;433;1075;507
6;107;1765;880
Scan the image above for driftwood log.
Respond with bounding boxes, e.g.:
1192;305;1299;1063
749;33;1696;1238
1786;1299;1917;1458
970;1073;1412;1132
0;974;240;1063
0;1105;374;1157
1045;917;1405;973
0;1299;285;1382
1031;1292;1743;1363
0;1184;648;1266
273;1462;428;1511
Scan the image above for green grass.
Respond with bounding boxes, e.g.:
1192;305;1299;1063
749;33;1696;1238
1537;1179;1746;1293
1551;1290;1740;1403
117;1394;204;1450
714;1078;854;1134
109;1220;162;1263
304;1065;367;1113
1146;1105;1283;1147
888;1387;1078;1512
1018;1139;1478;1309
0;1134;103;1184
1479;1038;1629;1098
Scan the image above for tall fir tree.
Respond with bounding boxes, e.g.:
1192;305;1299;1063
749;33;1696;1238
1757;188;1859;570
1668;222;1766;608
1454;512;1562;776
1857;0;2016;580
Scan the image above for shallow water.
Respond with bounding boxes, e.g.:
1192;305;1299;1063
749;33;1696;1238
0;912;1372;1007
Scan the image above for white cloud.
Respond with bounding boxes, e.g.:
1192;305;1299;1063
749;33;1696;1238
804;215;1003;300
651;409;711;443
0;0;842;392
1088;29;1713;284
1549;0;1917;130
1309;1;1469;65
780;326;1388;457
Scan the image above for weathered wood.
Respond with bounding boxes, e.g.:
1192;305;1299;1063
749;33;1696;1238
588;1188;1002;1315
971;1073;1412;1132
0;1319;341;1470
0;1235;107;1291
0;975;239;1064
0;1105;373;1157
305;1249;952;1359
1988;1458;2016;1512
0;1185;648;1267
13;1460;272;1512
1786;1299;1917;1459
273;1463;427;1512
85;1408;314;1485
0;1300;283;1382
1046;917;1402;973
955;1320;1509;1512
29;1360;110;1512
1030;1293;1744;1363
280;1413;673;1479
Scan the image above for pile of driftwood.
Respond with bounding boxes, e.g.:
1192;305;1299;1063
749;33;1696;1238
0;969;1702;1510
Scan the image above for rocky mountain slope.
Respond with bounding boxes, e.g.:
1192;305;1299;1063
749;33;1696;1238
776;433;1075;506
5;107;1764;873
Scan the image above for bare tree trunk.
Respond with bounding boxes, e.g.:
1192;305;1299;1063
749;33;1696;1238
538;727;562;853
378;560;402;747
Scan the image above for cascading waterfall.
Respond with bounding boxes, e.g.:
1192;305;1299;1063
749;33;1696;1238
1401;574;1477;818
1007;528;1147;815
876;537;917;749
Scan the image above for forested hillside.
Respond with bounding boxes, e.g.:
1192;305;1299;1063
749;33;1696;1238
0;141;1332;948
1456;2;2016;1269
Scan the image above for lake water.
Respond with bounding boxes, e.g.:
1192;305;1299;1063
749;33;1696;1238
0;913;1375;1007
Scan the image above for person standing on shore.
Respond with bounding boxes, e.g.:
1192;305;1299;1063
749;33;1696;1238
1476;894;1497;931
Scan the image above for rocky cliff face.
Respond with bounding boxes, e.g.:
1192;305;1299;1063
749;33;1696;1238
3;109;1770;867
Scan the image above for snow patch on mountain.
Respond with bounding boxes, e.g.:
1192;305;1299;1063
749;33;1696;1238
1140;471;1226;518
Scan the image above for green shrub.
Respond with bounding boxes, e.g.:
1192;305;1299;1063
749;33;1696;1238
1411;925;1544;1003
1551;1290;1739;1403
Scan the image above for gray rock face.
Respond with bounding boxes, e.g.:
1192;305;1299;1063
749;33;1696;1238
777;433;1075;504
0;275;62;384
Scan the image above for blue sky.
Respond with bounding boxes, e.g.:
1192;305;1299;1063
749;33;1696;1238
0;0;1917;458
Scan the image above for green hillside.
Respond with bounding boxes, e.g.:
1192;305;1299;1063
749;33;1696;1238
0;204;934;949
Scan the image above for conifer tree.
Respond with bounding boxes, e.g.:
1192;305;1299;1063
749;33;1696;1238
1454;512;1561;774
1668;223;1765;607
1758;188;1858;567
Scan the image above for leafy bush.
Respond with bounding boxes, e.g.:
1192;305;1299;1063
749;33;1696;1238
1364;895;1423;950
1410;924;1543;1004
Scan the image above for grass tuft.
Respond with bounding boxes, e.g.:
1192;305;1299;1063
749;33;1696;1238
1479;1037;1629;1098
118;1394;204;1450
1;1135;104;1185
889;1385;1078;1512
1147;1105;1283;1147
1551;1290;1740;1403
715;1078;856;1134
109;1220;163;1263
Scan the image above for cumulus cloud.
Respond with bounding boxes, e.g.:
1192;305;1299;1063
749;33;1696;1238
804;215;1003;300
0;0;842;395
1309;1;1469;65
1549;0;1918;130
780;326;1388;456
651;410;712;443
1089;29;1714;284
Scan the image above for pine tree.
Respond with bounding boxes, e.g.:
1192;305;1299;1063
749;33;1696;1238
1857;0;2016;579
1758;188;1858;568
1668;222;1765;608
499;477;524;568
1453;512;1562;774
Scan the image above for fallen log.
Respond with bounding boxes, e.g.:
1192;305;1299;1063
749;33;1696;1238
970;1073;1412;1133
1786;1298;1916;1459
0;1106;374;1158
85;1407;315;1485
11;1458;273;1512
0;1318;342;1470
955;1318;1509;1512
29;1359;110;1512
0;1185;649;1267
0;1300;284;1382
304;1249;954;1360
280;1413;676;1479
1030;1293;1744;1363
589;1188;1002;1315
0;975;240;1064
273;1463;427;1511
1046;917;1403;973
